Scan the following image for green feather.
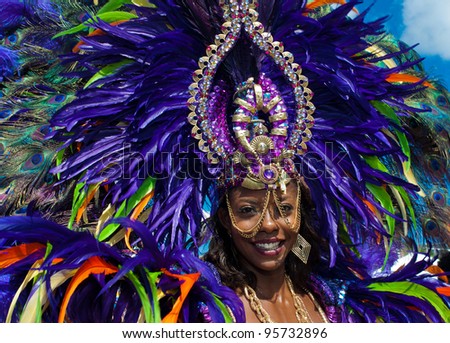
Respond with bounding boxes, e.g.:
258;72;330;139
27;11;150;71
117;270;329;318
53;12;139;38
366;183;395;267
145;269;162;322
126;270;155;322
55;149;65;181
35;243;56;323
364;155;389;173
97;201;127;241
84;60;133;88
68;182;87;229
393;185;417;228
98;177;155;241
368;281;450;322
366;183;396;236
372;100;411;170
97;0;133;14
208;291;234;323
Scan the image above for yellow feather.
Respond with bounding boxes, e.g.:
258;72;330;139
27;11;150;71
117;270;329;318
364;44;398;69
20;269;77;323
7;260;43;323
403;163;426;197
95;204;116;237
108;228;127;246
389;185;408;236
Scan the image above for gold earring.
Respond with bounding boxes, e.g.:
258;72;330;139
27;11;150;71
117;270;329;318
291;234;311;264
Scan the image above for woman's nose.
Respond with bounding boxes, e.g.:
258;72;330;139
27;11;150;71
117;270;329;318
259;208;279;233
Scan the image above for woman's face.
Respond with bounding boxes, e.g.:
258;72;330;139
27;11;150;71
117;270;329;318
220;181;301;273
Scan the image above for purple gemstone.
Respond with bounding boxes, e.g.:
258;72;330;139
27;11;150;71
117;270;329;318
263;169;275;180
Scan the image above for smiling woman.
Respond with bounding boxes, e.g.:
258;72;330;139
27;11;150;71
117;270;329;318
205;179;329;323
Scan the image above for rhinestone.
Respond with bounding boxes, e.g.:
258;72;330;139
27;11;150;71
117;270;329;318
263;169;275;180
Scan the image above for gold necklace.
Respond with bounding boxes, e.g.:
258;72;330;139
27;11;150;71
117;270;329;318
243;275;328;323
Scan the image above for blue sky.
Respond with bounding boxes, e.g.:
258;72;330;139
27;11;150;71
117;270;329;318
356;0;450;87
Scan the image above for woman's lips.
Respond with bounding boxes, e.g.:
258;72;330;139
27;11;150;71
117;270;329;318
252;240;284;256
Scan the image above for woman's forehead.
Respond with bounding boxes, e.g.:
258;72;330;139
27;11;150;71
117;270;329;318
229;181;298;200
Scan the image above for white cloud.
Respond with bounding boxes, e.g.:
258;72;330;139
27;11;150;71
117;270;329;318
401;0;450;60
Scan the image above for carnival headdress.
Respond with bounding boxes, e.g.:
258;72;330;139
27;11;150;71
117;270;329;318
188;0;314;193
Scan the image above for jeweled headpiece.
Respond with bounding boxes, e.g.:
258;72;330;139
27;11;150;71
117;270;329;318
188;0;314;191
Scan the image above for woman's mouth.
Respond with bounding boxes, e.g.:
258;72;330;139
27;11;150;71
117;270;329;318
253;240;284;255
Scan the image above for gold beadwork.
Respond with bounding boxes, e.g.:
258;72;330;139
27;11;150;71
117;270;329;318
232;114;252;123
234;97;257;114
243;275;329;323
250;136;274;156
225;187;271;238
269;112;288;122
188;0;315;169
270;128;288;136
254;83;264;110
263;95;282;112
272;181;301;232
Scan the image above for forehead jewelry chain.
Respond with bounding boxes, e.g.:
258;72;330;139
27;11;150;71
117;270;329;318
272;181;302;232
225;188;271;238
226;181;302;237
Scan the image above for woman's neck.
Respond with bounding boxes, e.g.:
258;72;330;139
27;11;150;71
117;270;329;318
247;267;287;300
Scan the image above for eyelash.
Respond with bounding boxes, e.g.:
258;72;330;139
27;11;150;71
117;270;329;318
238;204;293;214
280;204;293;212
238;206;257;214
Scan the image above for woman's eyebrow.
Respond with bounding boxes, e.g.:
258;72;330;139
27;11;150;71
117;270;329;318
235;198;261;205
279;195;295;202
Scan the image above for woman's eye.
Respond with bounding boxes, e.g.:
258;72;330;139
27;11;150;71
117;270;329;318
238;206;257;214
280;204;293;212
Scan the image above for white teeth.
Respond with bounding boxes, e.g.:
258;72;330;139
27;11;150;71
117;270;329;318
255;242;281;251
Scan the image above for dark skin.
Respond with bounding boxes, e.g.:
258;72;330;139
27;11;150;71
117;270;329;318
219;181;326;323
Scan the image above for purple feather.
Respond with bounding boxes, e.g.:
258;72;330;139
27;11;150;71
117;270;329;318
0;46;19;81
0;1;26;33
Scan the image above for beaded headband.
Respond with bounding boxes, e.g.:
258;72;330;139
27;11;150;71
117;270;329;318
188;0;315;191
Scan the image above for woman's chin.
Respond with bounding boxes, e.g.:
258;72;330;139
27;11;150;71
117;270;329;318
251;245;288;271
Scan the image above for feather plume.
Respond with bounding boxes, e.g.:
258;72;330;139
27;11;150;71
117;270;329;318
0;215;244;322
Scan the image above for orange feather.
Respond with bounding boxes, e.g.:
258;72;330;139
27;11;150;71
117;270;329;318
124;190;155;252
385;73;435;89
51;258;64;265
436;287;450;297
306;0;358;13
73;21;129;53
58;256;118;323
426;265;449;283
0;243;45;268
130;190;154;221
306;0;347;9
161;269;201;323
124;228;135;252
362;198;377;215
75;185;100;224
